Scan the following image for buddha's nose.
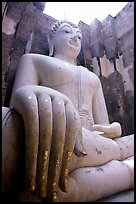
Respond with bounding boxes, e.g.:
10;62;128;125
71;36;77;42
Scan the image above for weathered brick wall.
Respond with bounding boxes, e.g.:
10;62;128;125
2;2;55;106
2;2;134;136
77;2;134;135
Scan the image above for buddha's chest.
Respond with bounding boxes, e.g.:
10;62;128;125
40;62;78;86
40;64;90;98
39;62;94;128
37;57;92;98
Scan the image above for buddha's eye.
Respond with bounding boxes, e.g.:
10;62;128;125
77;35;82;40
60;26;71;34
65;30;70;33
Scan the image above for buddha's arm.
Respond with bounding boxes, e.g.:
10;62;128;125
10;54;39;107
92;78;122;138
92;78;109;124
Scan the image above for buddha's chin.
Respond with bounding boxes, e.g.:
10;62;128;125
68;44;80;54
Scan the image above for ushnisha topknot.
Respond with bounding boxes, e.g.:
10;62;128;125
51;20;80;34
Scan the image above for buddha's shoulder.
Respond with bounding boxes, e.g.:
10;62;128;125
79;65;100;82
21;53;53;61
22;54;65;69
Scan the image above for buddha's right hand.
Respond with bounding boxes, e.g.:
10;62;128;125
11;85;86;201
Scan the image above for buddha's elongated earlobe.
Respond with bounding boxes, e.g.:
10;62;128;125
47;33;54;56
49;43;54;57
74;59;77;65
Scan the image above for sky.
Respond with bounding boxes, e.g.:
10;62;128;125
43;2;129;25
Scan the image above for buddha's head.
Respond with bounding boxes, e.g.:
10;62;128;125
48;20;82;61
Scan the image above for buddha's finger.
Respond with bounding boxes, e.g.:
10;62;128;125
59;102;79;192
74;128;87;157
36;94;52;197
13;90;39;192
24;94;39;192
92;124;109;132
47;97;66;202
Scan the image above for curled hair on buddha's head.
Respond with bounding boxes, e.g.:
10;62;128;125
51;20;80;35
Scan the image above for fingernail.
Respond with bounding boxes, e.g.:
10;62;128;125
80;144;87;155
38;184;47;198
26;178;36;191
51;191;59;202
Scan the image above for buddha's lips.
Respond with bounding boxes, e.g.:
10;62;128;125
69;40;78;47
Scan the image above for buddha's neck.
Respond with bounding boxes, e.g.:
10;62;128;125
54;54;76;65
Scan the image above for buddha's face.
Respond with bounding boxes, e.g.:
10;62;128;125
53;22;82;59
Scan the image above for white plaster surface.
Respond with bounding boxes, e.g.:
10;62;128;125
98;190;134;202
